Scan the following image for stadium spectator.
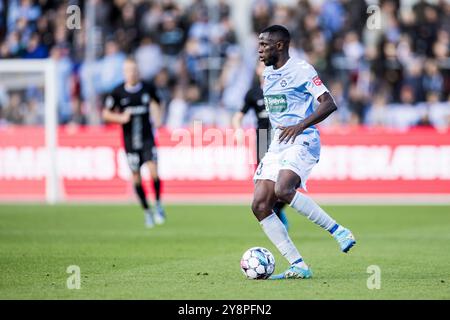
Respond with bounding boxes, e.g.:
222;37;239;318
115;1;140;54
7;0;41;31
165;84;188;129
22;95;43;125
153;67;173;123
422;59;444;98
97;39;126;94
251;0;272;35
135;36;163;82
217;46;253;114
2;92;25;124
50;45;75;124
22;32;48;58
318;0;345;41
158;12;186;59
2;31;22;57
365;92;390;127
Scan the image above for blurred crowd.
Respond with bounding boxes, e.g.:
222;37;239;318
0;0;449;130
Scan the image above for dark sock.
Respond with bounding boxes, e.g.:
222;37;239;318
329;223;339;235
273;201;286;216
153;178;161;202
134;183;149;210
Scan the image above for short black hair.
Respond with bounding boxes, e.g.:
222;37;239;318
260;25;291;44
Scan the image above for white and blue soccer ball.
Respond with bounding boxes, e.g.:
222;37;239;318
240;247;275;280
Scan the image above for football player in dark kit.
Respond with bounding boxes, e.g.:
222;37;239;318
232;62;289;230
103;58;165;228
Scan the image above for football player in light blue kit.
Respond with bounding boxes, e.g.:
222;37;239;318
253;25;356;280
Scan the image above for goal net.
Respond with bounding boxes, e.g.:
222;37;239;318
0;59;59;203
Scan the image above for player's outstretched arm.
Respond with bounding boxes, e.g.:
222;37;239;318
232;111;244;130
278;92;337;143
150;100;163;128
102;108;131;125
232;111;246;145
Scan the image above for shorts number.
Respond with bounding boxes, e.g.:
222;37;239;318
256;163;263;176
127;153;140;171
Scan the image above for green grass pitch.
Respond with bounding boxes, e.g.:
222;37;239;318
0;204;449;299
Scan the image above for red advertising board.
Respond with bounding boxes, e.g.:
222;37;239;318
0;125;449;202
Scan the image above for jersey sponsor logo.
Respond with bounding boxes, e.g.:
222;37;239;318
264;94;288;113
266;73;282;81
312;76;322;86
124;106;148;115
120;98;130;105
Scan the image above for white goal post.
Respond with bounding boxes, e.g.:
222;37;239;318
0;59;59;203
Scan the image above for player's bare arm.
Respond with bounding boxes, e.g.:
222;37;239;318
232;111;246;144
231;111;244;130
102;108;131;125
150;100;163;128
278;92;337;144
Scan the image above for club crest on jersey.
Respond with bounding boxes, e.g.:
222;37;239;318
312;76;322;86
280;79;287;87
142;93;150;104
105;96;114;108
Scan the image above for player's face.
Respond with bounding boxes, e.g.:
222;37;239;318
123;61;139;85
258;33;279;67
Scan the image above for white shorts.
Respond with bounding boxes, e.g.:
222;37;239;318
253;140;320;191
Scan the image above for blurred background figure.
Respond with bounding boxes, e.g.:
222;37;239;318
102;58;166;228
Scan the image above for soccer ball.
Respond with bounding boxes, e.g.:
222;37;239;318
240;247;275;280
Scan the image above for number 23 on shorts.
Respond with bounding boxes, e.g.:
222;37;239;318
256;162;263;176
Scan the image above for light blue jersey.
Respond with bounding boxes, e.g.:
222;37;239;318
262;58;328;152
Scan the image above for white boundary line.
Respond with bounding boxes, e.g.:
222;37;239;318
1;193;449;205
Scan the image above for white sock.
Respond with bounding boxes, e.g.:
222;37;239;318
290;192;337;231
260;213;305;265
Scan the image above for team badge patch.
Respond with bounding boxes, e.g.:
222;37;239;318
280;79;287;87
105;96;114;108
312;76;322;86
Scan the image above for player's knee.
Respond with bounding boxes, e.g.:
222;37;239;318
251;199;271;216
274;184;294;204
132;174;141;184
